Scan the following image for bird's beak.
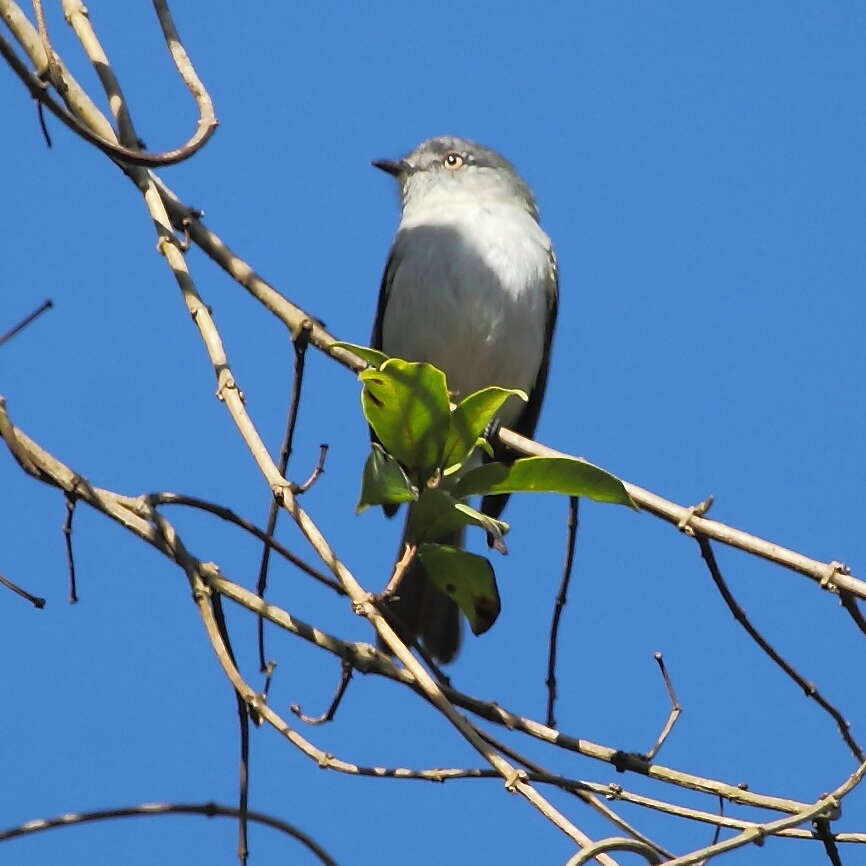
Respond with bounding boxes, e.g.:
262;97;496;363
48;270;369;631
372;158;409;177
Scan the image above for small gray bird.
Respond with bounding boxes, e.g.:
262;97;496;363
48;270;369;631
371;135;558;662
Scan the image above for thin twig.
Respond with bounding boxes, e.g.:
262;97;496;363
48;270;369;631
0;4;216;167
149;499;596;853
380;542;417;599
840;590;866;640
62;0;141;148
710;796;723;847
149;492;340;593
0;571;45;607
813;817;844;866
644;652;682;760
479;727;673;861
256;320;312;671
0;801;339;865
547;495;579;727
35;99;51;146
565;837;663;866
62;494;78;602
0;298;53;346
657;756;866;866
291;444;328;494
697;534;864;761
211;595;251;866
210;592;251;865
291;661;353;725
30;0;58;83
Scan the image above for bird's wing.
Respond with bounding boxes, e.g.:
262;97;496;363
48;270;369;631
512;247;559;448
370;240;403;517
370;238;403;350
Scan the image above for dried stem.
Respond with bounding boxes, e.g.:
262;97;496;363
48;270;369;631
566;837;663;866
62;493;78;602
814;817;844;866
30;0;217;166
150;492;340;593
644;652;682;760
210;590;251;865
658;756;866;866
0;298;52;346
292;443;328;494
291;661;353;725
840;590;866;640
0;801;339;865
0;571;45;608
479;727;673;861
380;542;417;599
697;534;863;761
547;495;579;727
257;322;312;671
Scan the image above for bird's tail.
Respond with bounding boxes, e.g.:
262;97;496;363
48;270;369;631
378;522;463;664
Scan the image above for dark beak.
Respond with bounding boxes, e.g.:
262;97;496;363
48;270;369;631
372;158;408;177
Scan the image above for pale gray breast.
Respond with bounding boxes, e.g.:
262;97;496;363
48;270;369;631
380;201;552;429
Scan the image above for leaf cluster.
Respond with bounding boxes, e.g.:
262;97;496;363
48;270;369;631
333;343;634;633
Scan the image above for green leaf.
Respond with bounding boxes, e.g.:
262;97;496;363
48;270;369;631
453;503;509;553
356;444;418;513
418;544;501;635
451;456;635;507
409;489;466;542
359;359;450;476
329;341;389;368
409;490;509;551
442;386;527;472
474;437;495;460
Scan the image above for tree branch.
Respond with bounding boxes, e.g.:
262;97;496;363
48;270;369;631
0;801;339;865
697;534;863;761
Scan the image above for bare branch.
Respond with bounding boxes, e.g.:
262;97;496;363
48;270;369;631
658;756;866;866
0;298;52;346
62;494;78;602
30;0;218;166
813;817;844;866
209;590;251;865
840;590;866;640
380;542;417;600
479;727;673;861
0;571;45;608
291;661;353;725
547;496;579;728
0;801;339;865
644;652;682;761
291;443;329;495
697;534;864;761
149;492;341;593
565;837;663;866
256;320;312;671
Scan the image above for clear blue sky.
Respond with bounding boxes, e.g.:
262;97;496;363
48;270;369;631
3;2;866;864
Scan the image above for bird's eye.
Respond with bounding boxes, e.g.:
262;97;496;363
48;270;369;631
443;152;465;170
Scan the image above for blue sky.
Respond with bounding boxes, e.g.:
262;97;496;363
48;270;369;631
2;2;866;864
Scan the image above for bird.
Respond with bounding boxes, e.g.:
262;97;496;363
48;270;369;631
371;135;558;662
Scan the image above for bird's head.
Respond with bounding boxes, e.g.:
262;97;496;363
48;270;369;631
373;136;538;218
